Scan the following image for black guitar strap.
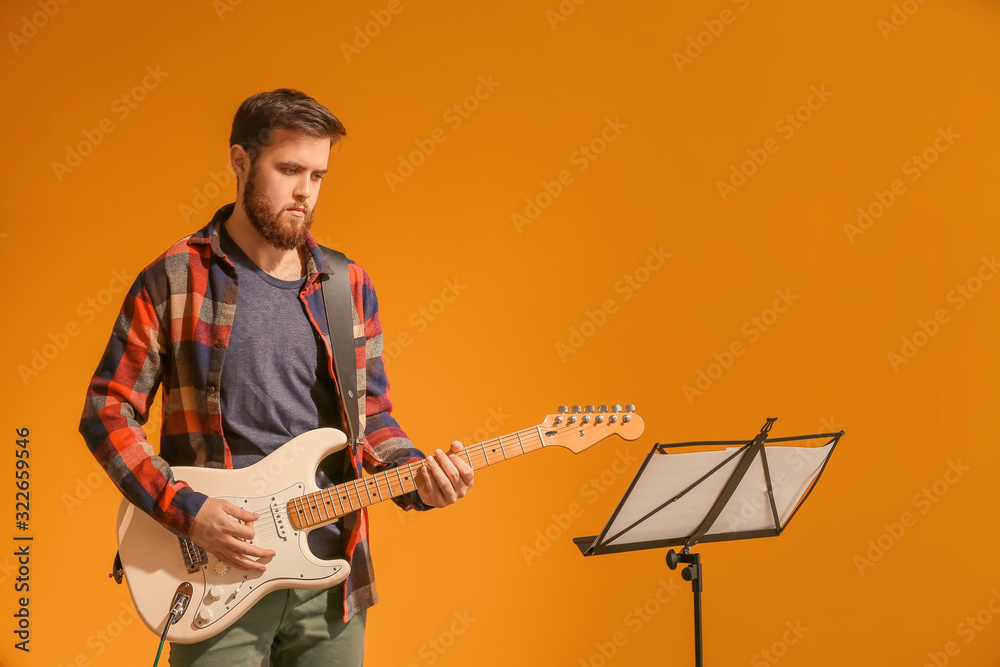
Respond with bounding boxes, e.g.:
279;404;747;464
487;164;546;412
319;246;361;450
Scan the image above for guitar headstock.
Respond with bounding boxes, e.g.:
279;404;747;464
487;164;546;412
539;404;644;454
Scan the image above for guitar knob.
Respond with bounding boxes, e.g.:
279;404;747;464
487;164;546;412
198;608;214;624
209;586;224;601
571;406;582;414
558;406;568;414
213;561;230;576
612;404;622;413
598;405;608;413
585;405;595;413
625;404;635;413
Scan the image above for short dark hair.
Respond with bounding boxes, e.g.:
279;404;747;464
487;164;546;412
229;88;346;163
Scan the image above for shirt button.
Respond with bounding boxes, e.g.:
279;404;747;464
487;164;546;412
215;341;223;348
224;298;233;305
207;386;216;393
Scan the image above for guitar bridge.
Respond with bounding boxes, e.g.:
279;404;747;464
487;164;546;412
178;537;208;573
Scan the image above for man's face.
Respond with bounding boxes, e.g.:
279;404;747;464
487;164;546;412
241;128;332;251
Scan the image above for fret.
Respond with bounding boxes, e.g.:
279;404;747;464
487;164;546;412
318;491;331;521
322;488;338;518
536;425;546;447
344;484;356;512
292;497;306;526
465;448;473;468
394;467;407;494
331;486;345;516
384;470;394;497
515;430;526;455
305;494;318;526
497;437;508;460
482;443;491;466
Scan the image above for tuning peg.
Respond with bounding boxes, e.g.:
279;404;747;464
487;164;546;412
612;404;622;413
558;406;568;414
571;405;582;414
625;404;635;413
585;405;595;413
609;415;617;423
598;405;608;413
622;414;631;423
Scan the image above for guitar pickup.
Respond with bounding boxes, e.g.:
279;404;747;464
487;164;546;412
270;501;289;540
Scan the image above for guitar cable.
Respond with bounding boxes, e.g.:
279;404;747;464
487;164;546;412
153;583;193;667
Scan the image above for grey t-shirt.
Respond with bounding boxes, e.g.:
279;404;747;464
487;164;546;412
219;224;346;558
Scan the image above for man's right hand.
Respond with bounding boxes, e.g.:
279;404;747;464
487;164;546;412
190;498;276;572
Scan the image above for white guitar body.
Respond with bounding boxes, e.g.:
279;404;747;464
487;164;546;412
114;406;645;645
116;428;351;644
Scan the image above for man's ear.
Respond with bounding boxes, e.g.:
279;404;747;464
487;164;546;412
230;144;251;182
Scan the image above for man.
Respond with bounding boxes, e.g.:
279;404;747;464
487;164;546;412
79;88;473;666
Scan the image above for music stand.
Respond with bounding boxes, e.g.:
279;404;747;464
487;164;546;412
574;418;843;666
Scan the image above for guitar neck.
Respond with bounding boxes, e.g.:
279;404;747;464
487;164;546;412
287;426;548;531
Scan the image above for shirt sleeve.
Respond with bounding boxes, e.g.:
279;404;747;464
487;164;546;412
78;270;208;537
353;265;432;512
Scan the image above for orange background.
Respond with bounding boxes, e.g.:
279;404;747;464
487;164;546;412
2;0;1000;665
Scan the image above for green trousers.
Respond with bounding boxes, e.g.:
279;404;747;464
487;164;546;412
169;586;365;667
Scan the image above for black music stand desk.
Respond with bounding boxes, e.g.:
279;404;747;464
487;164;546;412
574;419;843;667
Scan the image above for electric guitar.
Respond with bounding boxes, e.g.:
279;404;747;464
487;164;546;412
115;405;644;643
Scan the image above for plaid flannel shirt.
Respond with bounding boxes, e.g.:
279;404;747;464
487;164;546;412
79;203;428;622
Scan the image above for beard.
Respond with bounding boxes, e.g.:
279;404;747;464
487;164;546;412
242;163;314;251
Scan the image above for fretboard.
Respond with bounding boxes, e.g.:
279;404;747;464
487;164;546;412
287;426;548;530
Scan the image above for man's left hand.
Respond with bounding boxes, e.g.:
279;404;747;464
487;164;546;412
417;441;474;507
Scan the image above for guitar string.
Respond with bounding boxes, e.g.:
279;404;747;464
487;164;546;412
217;429;558;544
